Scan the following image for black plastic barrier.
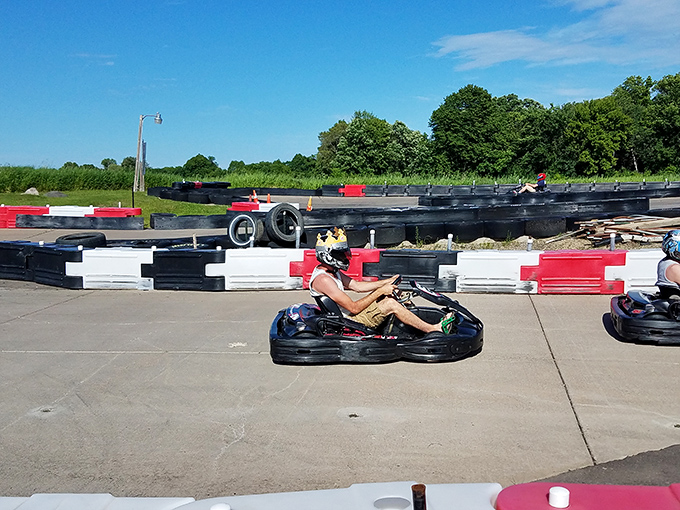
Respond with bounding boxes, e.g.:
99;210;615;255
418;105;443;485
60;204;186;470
0;241;35;281
15;215;144;230
363;250;461;292
29;245;84;289
140;250;226;291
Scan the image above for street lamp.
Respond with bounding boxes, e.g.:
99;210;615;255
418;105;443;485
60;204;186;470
134;112;163;192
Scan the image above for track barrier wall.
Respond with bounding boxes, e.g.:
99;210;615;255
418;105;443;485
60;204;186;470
1;481;679;510
0;205;141;228
0;241;667;294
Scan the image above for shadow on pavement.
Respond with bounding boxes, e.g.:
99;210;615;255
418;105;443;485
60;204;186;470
538;444;680;485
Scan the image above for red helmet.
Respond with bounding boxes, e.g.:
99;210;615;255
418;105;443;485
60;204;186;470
537;173;546;180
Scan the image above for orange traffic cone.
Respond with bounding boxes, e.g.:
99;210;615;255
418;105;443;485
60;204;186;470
252;190;259;203
267;193;271;203
306;197;313;211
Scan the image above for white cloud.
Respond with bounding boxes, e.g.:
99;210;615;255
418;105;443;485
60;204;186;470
433;0;680;69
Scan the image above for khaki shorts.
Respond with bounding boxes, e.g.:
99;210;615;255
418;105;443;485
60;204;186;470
350;301;389;329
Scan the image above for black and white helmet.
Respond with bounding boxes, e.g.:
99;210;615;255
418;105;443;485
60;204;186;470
315;227;351;270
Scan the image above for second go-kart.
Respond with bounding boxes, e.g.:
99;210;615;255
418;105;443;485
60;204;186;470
269;280;484;364
610;290;680;346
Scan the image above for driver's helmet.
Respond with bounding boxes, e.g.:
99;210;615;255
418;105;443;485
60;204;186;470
662;229;680;261
315;227;351;270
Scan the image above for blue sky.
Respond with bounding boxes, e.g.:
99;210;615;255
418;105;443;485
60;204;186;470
1;0;679;169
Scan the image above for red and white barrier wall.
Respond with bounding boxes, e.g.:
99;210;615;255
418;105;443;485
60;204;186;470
55;247;667;293
0;237;664;293
0;205;142;228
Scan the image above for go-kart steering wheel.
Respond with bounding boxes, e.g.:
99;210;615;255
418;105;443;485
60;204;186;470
391;275;412;304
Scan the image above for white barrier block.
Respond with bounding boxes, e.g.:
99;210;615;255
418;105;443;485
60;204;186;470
257;202;299;212
0;497;27;510
173;482;501;510
206;247;305;290
0;494;194;510
66;247;155;290
108;496;196;509
439;250;542;294
45;205;96;217
605;249;663;292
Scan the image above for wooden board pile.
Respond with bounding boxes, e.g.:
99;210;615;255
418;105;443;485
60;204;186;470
547;215;680;245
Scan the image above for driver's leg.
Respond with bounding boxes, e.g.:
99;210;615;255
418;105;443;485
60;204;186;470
376;296;442;333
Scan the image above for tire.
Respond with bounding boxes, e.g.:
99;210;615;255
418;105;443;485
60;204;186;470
55;232;107;248
228;212;265;247
367;223;406;247
405;223;446;244
525;217;567;238
265;203;304;245
445;221;483;243
484;219;525;241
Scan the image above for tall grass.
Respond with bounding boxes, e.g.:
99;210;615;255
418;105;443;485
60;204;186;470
1;165;677;194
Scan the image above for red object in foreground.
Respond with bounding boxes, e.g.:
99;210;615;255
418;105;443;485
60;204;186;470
495;482;680;510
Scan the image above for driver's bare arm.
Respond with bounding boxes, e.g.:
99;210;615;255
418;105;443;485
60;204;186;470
666;262;680;286
346;274;399;293
313;273;394;315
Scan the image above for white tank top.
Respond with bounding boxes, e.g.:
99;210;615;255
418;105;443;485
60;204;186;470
309;266;344;297
656;257;680;290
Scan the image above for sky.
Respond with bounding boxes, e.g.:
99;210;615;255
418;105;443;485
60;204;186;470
1;0;679;169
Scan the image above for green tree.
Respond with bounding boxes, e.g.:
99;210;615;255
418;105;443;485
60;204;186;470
335;111;392;175
316;120;348;174
121;157;136;171
288;154;316;176
183;154;221;176
611;75;655;172
646;72;680;172
563;97;630;176
429;85;513;176
101;158;117;170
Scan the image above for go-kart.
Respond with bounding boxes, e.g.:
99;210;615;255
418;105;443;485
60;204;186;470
609;290;680;345
269;280;484;364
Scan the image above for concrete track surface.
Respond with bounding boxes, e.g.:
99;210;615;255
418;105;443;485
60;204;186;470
0;279;678;499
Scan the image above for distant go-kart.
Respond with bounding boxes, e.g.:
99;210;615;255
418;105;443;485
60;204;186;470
610;290;680;345
269;280;484;364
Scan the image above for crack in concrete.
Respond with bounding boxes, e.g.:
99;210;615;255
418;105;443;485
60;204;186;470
529;294;598;466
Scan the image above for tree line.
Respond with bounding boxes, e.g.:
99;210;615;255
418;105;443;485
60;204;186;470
60;72;680;182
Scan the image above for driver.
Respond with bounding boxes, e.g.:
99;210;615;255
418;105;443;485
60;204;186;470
309;227;454;334
656;229;680;298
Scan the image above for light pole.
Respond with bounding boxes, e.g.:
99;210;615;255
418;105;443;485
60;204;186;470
134;112;162;192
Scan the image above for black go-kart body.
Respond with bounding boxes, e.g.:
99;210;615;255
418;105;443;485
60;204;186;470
269;281;484;364
610;290;680;345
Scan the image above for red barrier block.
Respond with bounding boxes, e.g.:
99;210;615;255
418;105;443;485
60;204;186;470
230;202;259;211
289;248;382;289
520;250;626;294
88;207;142;217
496;482;680;510
0;206;50;228
338;184;366;197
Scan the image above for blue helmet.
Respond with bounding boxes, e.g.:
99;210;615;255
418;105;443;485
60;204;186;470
662;230;680;261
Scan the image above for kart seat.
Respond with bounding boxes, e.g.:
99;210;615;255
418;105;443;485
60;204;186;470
314;295;344;318
314;295;381;334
